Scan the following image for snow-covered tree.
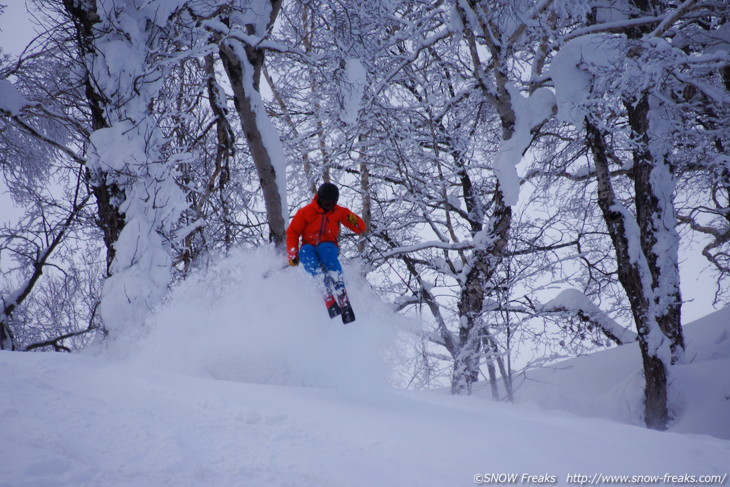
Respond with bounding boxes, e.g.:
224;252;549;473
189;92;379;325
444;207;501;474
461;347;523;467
2;0;300;347
198;0;289;246
59;0;189;340
545;0;728;429
1;4;106;350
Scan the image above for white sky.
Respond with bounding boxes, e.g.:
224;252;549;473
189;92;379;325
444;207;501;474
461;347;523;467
1;3;34;226
0;2;35;57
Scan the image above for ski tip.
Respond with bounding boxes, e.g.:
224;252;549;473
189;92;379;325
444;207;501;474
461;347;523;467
341;306;355;324
328;304;342;319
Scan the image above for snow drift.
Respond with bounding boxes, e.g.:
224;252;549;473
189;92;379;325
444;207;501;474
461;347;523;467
513;307;730;439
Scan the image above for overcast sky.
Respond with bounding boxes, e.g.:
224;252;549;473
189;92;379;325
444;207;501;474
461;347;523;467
1;2;35;57
1;4;34;226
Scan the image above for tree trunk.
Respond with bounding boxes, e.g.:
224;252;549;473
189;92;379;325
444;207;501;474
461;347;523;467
358;160;372;254
219;41;286;246
449;0;522;396
486;332;514;401
586;116;684;430
216;0;286;247
628;96;685;428
626;97;685;364
452;186;512;394
0;322;15;351
63;0;125;275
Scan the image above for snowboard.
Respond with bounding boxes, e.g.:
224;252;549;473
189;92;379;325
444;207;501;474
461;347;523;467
322;272;355;324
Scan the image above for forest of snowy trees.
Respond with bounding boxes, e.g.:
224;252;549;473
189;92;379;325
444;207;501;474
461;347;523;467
1;0;728;430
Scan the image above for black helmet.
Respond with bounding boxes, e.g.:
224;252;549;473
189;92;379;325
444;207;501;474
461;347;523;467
317;182;339;203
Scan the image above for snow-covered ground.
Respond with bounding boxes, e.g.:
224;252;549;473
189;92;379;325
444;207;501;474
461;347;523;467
1;248;729;486
513;307;730;440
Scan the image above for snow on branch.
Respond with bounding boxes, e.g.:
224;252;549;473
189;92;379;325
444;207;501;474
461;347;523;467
340;58;366;126
0;79;28;115
648;0;698;38
379;240;474;259
542;289;638;345
369;27;452;101
494;84;555;206
564;0;701;42
201;19;307;59
564;15;665;41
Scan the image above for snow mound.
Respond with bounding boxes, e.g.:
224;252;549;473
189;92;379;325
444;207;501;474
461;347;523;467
670;308;730;438
129;246;406;391
514;307;730;439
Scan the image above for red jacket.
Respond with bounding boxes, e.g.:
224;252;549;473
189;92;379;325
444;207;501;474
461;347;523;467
286;196;366;260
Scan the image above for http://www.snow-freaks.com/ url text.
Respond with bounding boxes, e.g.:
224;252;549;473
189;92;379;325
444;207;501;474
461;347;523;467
473;472;728;485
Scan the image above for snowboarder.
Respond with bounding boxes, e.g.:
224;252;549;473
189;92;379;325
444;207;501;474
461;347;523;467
286;182;366;323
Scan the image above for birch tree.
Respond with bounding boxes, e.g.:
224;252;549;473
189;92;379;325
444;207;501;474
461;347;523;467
442;0;555;394
547;0;728;429
197;0;288;247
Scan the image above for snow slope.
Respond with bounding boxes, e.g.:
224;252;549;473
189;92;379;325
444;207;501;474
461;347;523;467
1;248;729;486
2;350;729;487
514;308;730;439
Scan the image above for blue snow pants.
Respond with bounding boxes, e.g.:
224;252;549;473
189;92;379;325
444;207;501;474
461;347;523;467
299;242;343;277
